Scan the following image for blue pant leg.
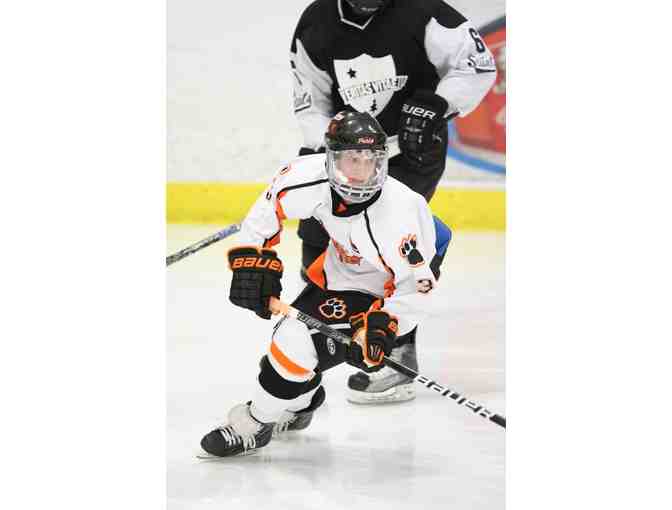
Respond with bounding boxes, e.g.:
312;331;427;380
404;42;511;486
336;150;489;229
433;215;452;257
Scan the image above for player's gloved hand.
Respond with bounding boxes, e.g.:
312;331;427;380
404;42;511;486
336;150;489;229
347;310;398;372
227;246;283;320
398;90;450;171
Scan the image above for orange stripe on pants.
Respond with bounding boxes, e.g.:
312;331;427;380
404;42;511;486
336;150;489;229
270;340;311;376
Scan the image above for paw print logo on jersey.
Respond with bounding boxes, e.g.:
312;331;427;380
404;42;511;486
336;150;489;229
398;234;425;267
318;298;347;320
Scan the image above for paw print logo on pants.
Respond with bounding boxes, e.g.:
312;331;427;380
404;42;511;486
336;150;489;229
398;234;425;267
318;298;347;320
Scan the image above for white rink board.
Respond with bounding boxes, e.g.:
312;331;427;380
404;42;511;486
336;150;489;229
166;225;505;510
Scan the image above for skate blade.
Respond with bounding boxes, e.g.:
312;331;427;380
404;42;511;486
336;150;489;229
195;449;258;460
347;384;415;405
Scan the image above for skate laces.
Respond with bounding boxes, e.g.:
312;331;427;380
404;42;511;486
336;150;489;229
218;425;257;451
272;412;297;436
273;421;291;435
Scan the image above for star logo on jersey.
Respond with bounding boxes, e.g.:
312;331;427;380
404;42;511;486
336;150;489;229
398;234;425;267
334;53;408;117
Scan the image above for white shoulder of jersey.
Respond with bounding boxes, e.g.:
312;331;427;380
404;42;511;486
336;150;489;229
372;178;437;280
425;18;497;117
266;154;329;201
237;154;329;248
291;39;333;150
379;176;426;210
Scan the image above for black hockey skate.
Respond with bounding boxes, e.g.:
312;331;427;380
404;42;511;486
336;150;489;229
200;403;274;457
273;386;326;436
347;343;417;404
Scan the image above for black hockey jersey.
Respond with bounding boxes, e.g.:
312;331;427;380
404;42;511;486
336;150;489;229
291;0;497;150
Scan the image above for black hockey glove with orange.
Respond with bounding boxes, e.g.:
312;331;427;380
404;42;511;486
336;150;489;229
228;247;283;320
398;90;451;172
347;310;398;372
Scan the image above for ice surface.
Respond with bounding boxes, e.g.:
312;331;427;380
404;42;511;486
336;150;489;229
167;225;505;510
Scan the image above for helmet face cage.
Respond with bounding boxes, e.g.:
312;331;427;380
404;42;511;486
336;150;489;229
326;147;388;204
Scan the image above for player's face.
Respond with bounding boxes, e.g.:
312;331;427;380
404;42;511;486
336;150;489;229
327;146;388;204
335;150;377;184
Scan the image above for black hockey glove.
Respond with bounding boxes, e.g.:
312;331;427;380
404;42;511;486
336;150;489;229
398;90;451;172
347;310;398;372
227;246;283;320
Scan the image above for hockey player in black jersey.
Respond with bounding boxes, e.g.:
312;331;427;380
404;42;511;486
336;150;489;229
290;0;496;404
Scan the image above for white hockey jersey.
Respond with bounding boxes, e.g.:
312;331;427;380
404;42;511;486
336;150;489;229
238;154;439;336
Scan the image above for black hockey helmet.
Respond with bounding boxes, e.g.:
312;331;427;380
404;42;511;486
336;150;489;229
345;0;391;17
325;110;387;152
324;111;388;203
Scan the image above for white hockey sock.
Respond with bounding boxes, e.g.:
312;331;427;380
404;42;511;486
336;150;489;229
285;386;319;413
249;385;320;423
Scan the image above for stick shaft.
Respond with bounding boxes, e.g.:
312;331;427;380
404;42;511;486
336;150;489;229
270;298;505;429
166;224;241;266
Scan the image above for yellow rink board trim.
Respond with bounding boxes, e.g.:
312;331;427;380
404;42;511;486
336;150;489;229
167;182;505;231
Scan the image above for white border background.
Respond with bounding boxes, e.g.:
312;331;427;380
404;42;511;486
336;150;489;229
1;2;165;508
2;1;671;508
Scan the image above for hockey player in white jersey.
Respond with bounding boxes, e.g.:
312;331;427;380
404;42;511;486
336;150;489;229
200;111;441;457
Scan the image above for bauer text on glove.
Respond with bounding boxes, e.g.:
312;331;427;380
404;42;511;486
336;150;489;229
398;90;451;170
227;247;283;320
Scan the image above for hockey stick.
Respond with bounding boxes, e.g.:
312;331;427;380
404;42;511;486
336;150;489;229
269;297;506;429
166;223;241;266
